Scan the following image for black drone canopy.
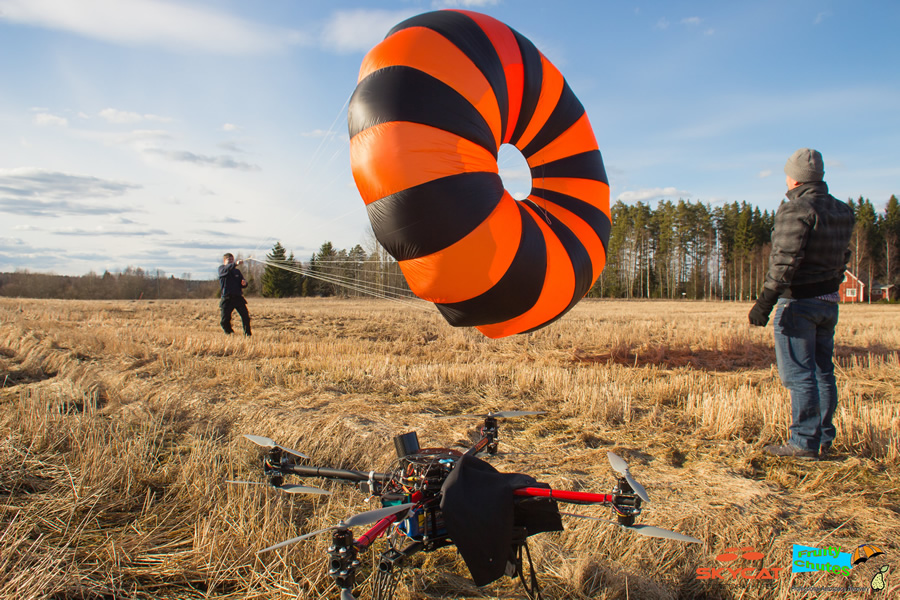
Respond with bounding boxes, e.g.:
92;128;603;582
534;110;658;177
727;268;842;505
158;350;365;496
439;454;562;586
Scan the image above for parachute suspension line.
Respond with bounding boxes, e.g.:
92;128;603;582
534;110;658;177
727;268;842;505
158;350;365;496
301;92;352;182
247;257;426;309
248;258;414;298
246;258;431;312
302;261;422;296
531;162;553;227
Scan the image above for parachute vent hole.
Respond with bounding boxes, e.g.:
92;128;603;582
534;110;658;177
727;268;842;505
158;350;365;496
497;144;531;200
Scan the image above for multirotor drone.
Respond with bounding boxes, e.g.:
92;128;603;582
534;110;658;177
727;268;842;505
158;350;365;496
231;411;700;600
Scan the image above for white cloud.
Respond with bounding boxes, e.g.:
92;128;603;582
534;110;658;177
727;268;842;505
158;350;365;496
99;108;172;124
217;141;246;153
301;129;339;139
122;129;173;142
319;9;418;53
222;123;238;132
54;226;167;237
655;18;670;30
0;0;303;54
814;11;831;25
681;17;702;26
0;167;140;216
498;167;530;182
143;149;260;171
758;170;773;178
33;113;68;127
616;187;691;203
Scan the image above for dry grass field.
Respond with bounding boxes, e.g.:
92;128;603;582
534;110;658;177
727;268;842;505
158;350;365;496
1;296;898;600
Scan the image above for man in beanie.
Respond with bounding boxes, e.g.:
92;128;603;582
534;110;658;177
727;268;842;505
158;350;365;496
749;148;854;460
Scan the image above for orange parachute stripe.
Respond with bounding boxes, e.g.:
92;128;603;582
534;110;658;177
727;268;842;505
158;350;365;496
476;203;575;338
537;177;611;213
513;56;565;151
350;121;497;205
527;114;599;168
358;27;502;149
452;10;525;143
399;192;521;303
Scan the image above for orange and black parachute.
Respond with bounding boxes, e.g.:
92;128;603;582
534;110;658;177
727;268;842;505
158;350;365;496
348;10;610;338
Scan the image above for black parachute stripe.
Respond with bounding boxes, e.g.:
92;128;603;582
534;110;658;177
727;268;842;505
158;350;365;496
386;11;509;143
530;186;612;254
348;66;497;156
366;172;503;262
435;204;546;327
532;150;609;185
520;80;585;159
520;199;593;333
508;29;543;147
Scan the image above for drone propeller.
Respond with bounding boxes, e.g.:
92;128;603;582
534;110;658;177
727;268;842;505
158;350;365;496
244;434;309;459
606;452;650;504
257;502;416;554
561;512;701;544
226;480;331;496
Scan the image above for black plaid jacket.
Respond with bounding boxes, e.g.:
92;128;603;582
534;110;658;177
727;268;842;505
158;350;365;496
764;181;855;299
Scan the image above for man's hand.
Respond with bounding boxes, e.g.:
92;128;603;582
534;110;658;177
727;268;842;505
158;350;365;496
236;259;243;266
748;288;779;327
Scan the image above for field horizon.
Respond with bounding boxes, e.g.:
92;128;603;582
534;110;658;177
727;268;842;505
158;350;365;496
1;297;897;600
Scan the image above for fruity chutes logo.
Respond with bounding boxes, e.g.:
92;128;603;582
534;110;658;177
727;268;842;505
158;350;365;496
792;544;852;576
696;546;784;580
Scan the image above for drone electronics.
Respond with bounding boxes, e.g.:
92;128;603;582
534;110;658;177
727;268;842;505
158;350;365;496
232;413;700;600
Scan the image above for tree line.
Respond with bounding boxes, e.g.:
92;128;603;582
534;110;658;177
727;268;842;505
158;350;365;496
2;194;897;301
592;195;899;300
0;267;218;300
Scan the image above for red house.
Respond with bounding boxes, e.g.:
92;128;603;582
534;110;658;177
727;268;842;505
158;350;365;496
839;271;865;302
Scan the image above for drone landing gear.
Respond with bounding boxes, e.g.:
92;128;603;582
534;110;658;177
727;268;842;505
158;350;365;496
328;529;360;598
511;528;543;600
372;541;423;600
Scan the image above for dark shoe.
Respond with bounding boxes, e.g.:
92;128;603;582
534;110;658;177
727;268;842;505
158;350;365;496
764;443;818;461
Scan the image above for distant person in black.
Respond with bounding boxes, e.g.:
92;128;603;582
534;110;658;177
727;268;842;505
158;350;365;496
218;253;251;336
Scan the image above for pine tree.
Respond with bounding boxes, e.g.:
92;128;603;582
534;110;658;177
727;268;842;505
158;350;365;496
288;252;305;296
261;242;296;298
853;198;881;299
882;195;900;285
316;241;339;296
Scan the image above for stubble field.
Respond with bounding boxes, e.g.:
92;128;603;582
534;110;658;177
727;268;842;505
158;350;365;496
0;297;898;600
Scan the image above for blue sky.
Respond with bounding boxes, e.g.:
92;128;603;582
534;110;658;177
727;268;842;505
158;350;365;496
1;0;898;278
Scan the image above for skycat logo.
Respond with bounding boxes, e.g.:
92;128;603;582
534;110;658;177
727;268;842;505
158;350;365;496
695;546;785;580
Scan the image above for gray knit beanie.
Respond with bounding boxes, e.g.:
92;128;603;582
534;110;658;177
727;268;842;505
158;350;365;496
784;148;824;182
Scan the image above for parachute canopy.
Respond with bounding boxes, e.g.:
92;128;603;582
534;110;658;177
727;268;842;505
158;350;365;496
349;10;610;338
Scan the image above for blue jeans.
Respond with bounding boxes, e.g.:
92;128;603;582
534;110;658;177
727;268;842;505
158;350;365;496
773;298;839;452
